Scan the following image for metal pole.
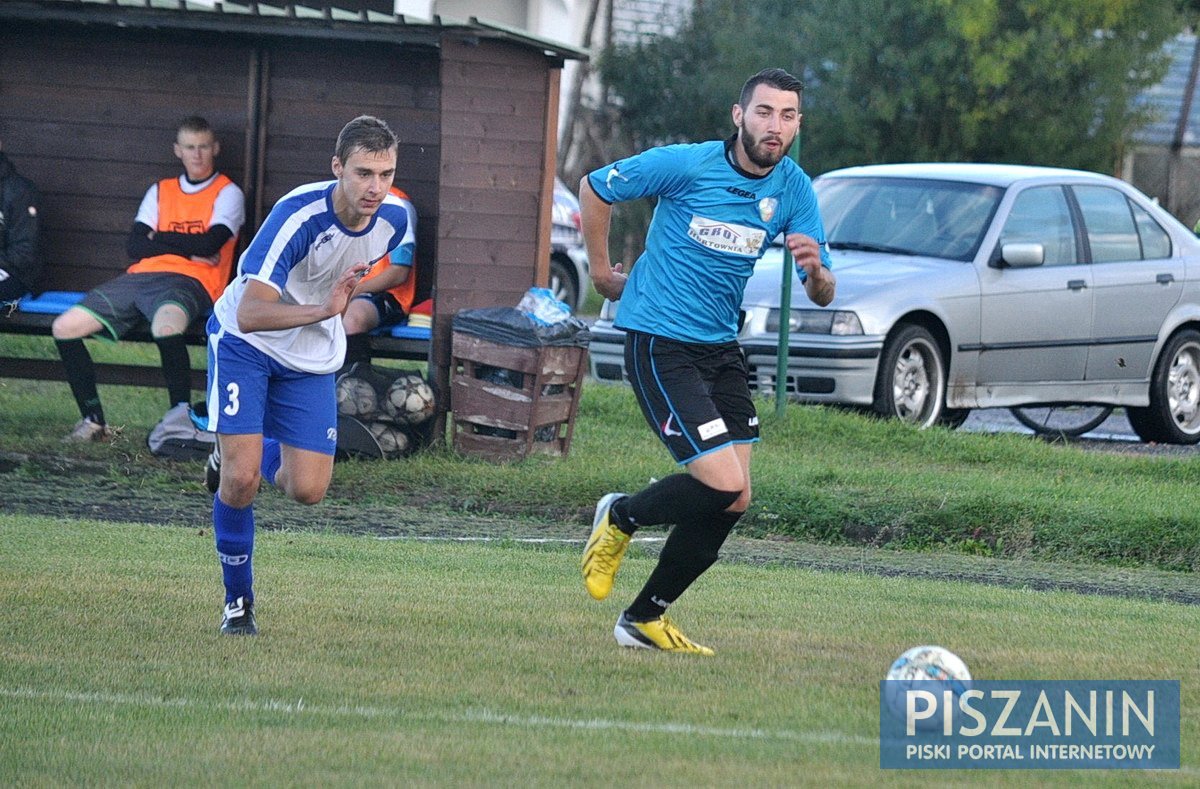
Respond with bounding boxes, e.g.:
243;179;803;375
775;132;801;417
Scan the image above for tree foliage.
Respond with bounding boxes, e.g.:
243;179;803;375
599;0;1184;176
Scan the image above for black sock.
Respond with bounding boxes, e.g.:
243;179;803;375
344;333;373;367
626;510;743;621
55;339;104;423
155;334;192;407
613;474;741;531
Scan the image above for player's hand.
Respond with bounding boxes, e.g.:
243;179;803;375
786;233;823;278
328;263;370;317
592;262;628;301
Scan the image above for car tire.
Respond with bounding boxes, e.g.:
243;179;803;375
872;323;950;429
1126;328;1200;445
548;256;580;313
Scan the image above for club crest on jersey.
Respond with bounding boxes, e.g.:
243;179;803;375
687;217;766;257
758;197;778;223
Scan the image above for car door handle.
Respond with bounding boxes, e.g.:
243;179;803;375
1067;279;1087;290
1156;273;1175;284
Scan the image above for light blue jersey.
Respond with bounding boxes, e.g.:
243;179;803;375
588;138;830;343
212;181;409;373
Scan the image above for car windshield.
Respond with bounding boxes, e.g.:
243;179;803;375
815;176;1003;262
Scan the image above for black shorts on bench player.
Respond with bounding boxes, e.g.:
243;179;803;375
579;68;836;655
49;116;244;442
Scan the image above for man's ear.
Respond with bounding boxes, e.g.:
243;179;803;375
731;102;743;129
331;156;343;178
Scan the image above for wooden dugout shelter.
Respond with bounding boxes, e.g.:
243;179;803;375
0;0;588;405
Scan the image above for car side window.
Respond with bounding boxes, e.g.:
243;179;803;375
1073;185;1146;263
1131;202;1172;260
1000;186;1078;266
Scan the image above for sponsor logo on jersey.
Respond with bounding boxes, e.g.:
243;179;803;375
661;414;683;437
687;217;766;257
697;417;728;441
726;186;757;200
605;167;628;189
758;197;778;223
314;231;336;251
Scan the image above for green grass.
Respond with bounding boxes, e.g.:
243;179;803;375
2;515;1196;786
2;332;1200;572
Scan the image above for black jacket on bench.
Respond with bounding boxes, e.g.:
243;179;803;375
0;151;41;296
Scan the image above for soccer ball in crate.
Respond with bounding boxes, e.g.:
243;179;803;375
368;420;412;458
336;375;379;419
384;373;437;425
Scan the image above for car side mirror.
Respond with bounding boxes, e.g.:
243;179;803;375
996;242;1045;268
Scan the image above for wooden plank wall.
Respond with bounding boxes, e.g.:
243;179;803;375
256;40;441;302
0;22;443;305
0;24;252;293
432;35;555;389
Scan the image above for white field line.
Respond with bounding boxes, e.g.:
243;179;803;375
375;535;666;545
1;686;872;746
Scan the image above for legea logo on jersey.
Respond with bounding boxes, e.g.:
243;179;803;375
687;217;765;257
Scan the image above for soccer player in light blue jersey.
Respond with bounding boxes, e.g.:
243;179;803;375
204;116;409;635
580;69;836;654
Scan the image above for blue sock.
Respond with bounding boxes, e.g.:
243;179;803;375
213;495;254;604
261;438;282;486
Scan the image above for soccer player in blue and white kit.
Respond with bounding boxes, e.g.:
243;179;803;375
204;116;408;635
580;69;836;654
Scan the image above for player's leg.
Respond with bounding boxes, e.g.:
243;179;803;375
607;336;756;654
51;283;140;440
206;326;269;635
261;361;339;506
341;295;384;370
146;274;211;409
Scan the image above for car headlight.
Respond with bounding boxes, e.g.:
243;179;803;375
765;308;863;335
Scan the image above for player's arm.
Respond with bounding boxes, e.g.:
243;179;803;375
236;265;368;333
125;221;232;262
580;177;627;301
786;233;836;307
352;262;410;299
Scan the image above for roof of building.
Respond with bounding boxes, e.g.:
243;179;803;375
1133;33;1200;148
0;0;590;61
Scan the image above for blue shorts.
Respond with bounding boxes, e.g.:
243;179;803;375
205;318;337;455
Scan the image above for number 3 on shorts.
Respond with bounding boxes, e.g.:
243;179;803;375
224;381;240;416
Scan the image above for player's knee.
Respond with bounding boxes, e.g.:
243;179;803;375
222;466;261;502
289;485;327;506
729;486;751;514
51;310;87;340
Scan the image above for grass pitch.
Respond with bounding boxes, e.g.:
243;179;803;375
2;515;1196;786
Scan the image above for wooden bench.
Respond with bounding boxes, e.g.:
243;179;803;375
0;291;430;389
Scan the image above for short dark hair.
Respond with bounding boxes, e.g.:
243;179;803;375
177;115;214;136
738;68;804;108
335;115;398;163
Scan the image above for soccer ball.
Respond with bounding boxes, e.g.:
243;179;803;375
883;645;972;727
368;420;410;457
336;375;378;418
384;374;436;425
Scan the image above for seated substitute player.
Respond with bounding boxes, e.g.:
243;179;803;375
579;68;835;655
51;116;244;441
0;137;42;305
204;115;409;636
341;184;417;369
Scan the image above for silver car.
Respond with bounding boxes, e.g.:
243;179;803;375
588;163;1200;444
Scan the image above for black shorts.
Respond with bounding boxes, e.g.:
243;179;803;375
78;271;211;340
624;329;759;464
354;292;408;328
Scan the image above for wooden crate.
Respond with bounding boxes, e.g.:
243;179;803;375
450;332;588;462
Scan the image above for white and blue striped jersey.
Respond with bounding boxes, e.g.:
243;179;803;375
211;181;409;373
588;138;831;343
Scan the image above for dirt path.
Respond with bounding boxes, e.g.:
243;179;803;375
2;450;1196;606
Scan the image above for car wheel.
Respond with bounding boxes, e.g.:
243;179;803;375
1009;405;1114;438
1126;329;1200;445
548;256;580;312
873;323;948;429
